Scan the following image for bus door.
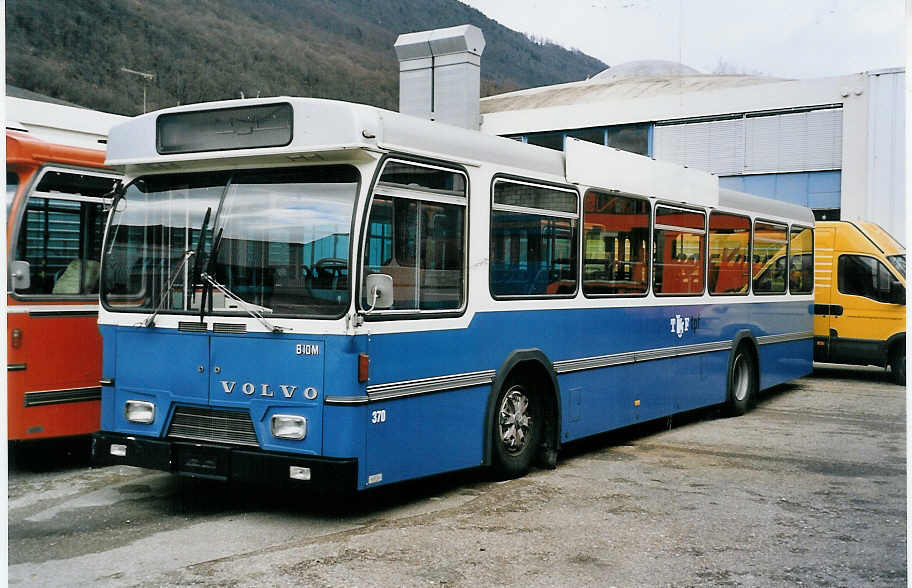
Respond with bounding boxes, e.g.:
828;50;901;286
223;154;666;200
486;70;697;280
8;166;120;439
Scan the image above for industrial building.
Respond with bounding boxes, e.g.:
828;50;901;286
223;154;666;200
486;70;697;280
480;62;906;244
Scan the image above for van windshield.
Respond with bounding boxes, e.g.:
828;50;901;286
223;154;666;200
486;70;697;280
100;165;359;318
887;254;905;277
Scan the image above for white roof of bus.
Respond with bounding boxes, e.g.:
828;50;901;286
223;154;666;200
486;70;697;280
105;97;812;223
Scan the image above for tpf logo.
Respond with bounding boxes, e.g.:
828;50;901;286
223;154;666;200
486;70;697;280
670;314;690;338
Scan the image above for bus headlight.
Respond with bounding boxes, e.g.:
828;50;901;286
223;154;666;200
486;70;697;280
124;400;155;424
271;414;307;440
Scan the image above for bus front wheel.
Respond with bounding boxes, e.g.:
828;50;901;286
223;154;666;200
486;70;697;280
492;379;542;479
726;345;756;416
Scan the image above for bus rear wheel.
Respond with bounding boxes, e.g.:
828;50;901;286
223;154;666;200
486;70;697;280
492;380;542;479
889;344;905;386
726;345;756;416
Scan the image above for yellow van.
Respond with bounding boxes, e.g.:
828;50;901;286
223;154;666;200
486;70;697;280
814;221;906;384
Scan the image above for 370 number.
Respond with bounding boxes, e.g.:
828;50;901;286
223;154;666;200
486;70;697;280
371;409;387;424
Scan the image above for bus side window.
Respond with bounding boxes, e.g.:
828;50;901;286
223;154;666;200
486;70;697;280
653;206;705;295
752;221;788;294
14;196;106;296
361;161;467;312
789;226;814;294
708;212;750;295
489;179;579;297
582;191;649;296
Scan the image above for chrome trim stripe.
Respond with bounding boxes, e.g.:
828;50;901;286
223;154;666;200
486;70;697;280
24;386;101;407
7;304;100;314
325;395;370;405
553;352;637;373
29;310;99;318
553;340;732;374
355;330;812;401
366;369;496;402
757;331;814;345
8;363;27;372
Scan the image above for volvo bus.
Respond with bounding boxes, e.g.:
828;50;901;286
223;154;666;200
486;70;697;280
7;130;120;441
91;98;814;490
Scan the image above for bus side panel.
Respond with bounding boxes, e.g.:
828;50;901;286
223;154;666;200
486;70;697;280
758;338;814;391
7;308;102;440
559;366;636;441
752;300;814;389
321;334;368;463
363;386;488;488
100;325;118;431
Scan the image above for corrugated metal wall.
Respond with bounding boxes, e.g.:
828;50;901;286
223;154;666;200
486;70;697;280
654;108;843;176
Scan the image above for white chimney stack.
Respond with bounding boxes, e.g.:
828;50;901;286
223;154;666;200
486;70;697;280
394;24;486;130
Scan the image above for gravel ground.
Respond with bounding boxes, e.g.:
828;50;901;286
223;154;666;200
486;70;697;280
8;363;906;587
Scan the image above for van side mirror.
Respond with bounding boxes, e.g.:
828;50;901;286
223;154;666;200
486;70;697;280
890;280;905;305
365;273;393;310
10;260;30;291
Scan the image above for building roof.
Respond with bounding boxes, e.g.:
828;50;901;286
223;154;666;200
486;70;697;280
481;69;787;114
592;60;701;80
6;84;86;108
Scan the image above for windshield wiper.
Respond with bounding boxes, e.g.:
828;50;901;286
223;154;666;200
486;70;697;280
188;206;212;309
141;250;195;328
198;227;223;323
200;271;284;333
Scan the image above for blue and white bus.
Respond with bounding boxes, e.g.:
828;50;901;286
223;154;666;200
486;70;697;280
91;98;814;490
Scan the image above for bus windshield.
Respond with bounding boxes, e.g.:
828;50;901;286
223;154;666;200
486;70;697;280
887;254;905;277
101;165;359;319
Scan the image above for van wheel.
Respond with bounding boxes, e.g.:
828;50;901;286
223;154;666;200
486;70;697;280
726;345;756;416
492;379;542;479
889;345;905;386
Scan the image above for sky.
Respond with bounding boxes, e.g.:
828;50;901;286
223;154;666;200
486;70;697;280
459;0;904;79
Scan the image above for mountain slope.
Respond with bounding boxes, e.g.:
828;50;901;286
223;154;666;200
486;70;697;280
6;0;607;115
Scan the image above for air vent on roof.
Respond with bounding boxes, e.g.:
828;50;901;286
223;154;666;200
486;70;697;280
178;321;208;333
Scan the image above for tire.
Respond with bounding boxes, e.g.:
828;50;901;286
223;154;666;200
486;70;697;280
726;345;756;416
492;379;542;479
889;344;906;386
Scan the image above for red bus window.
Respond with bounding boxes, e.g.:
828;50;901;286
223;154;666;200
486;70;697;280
653;206;705;295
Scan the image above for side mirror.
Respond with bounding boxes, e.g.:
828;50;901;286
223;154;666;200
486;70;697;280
365;273;393;310
10;260;30;291
890;280;905;305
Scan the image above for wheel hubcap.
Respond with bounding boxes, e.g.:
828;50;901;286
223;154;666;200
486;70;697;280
732;354;750;402
499;387;532;454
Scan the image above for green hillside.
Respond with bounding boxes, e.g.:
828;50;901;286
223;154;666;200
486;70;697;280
6;0;607;115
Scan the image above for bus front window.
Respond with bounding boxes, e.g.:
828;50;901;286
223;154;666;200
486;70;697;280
887;254;905;277
101;165;359;319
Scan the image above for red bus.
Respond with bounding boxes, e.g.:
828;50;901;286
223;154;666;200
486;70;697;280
7;130;120;440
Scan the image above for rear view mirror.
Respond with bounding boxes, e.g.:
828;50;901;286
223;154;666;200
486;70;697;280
365;273;393;310
10;260;30;291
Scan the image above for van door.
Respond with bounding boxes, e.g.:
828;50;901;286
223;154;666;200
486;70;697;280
829;248;904;366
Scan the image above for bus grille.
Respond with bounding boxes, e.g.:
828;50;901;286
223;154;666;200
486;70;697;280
167;406;259;447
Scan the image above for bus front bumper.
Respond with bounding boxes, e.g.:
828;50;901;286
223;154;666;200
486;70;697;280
91;432;358;491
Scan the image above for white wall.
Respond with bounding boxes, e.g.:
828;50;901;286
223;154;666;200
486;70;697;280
866;69;905;245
